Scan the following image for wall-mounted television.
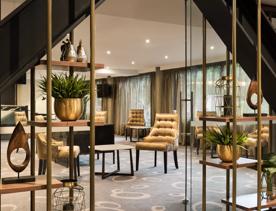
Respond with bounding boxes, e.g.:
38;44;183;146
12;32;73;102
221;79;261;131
97;84;112;98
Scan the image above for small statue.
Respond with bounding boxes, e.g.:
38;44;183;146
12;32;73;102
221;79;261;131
60;39;77;62
77;40;87;63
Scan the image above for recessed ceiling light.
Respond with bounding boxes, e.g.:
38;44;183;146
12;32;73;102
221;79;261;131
106;50;111;55
164;55;169;59
210;46;215;50
145;39;151;44
131;61;135;65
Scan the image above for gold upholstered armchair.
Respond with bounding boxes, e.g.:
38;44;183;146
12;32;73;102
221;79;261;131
95;111;107;124
135;113;179;174
245;126;269;158
125;109;145;140
36;133;80;178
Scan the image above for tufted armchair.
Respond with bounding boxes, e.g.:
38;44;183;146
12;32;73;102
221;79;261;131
245;126;269;158
125;109;145;140
195;111;217;155
135;113;179;174
14;111;28;126
95;111;107;124
36;133;80;178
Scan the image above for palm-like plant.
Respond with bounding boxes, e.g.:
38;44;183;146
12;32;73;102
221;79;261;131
39;73;89;99
206;126;247;146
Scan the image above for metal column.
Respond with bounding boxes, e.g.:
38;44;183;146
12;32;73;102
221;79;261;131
257;0;262;209
30;67;36;211
46;0;53;209
231;0;237;210
89;0;96;210
202;16;207;211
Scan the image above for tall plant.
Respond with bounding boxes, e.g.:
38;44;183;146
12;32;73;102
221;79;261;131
39;73;89;99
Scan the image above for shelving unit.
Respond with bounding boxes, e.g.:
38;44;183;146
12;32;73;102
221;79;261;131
39;60;104;71
222;193;276;211
199;158;257;169
0;176;62;194
200;2;268;210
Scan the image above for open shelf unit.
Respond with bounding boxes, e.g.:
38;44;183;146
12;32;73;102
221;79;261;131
221;193;276;211
199;115;276;210
39;60;104;71
0;176;62;194
199;158;257;169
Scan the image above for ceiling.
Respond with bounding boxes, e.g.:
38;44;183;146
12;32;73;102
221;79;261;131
1;0;276;78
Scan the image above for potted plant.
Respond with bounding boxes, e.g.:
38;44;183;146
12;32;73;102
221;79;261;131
206;126;247;162
39;73;89;121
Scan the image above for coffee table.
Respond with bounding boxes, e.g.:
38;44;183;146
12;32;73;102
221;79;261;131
95;144;135;179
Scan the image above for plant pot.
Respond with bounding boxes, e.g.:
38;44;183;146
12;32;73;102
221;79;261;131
216;145;241;162
54;98;83;121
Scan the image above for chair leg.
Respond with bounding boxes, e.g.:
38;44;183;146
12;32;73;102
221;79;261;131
196;139;200;155
136;150;140;171
74;158;78;179
173;150;179;169
97;152;100;160
164;151;167;174
154;151;157;167
113;151;115;164
42;160;47;175
38;159;43;175
77;156;80;176
125;128;128;140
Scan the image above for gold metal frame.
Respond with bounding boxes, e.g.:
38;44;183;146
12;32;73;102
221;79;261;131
46;0;53;209
231;0;237;210
257;0;262;209
202;16;207;211
30;67;36;210
90;0;96;210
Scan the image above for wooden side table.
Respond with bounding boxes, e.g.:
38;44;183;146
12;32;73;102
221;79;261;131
95;144;135;179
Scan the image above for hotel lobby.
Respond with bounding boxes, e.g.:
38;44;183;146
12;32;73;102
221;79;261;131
0;0;276;211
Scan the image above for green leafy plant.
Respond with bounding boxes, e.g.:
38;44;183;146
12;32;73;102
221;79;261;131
39;73;89;99
206;126;247;146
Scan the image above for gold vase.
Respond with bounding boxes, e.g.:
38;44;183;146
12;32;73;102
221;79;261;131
217;145;241;163
54;98;83;121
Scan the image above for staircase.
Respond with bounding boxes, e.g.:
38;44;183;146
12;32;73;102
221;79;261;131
0;0;105;93
193;0;276;112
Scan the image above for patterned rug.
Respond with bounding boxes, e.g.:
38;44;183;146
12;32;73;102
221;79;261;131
0;136;257;211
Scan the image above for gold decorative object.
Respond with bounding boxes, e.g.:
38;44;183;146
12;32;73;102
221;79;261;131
77;40;87;63
217;145;241;162
54;98;83;121
2;122;35;184
246;80;263;111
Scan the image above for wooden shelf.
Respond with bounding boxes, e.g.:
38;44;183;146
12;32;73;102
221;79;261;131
199;115;276;122
0;176;62;194
221;193;276;210
39;60;104;70
199;158;257;169
28;120;90;127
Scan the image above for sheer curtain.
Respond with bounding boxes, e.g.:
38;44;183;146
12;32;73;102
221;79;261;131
114;74;151;135
177;62;269;121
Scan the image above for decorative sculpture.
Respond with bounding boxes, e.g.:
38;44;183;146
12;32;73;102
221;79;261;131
60;39;77;62
77;40;87;63
246;79;263;111
2;122;35;184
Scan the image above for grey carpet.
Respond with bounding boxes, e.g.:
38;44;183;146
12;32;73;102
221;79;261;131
0;136;257;211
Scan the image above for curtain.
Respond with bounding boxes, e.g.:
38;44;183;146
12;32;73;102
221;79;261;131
176;62;269;122
114;74;151;135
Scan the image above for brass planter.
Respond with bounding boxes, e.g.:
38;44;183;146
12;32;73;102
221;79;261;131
217;145;241;163
54;98;83;121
